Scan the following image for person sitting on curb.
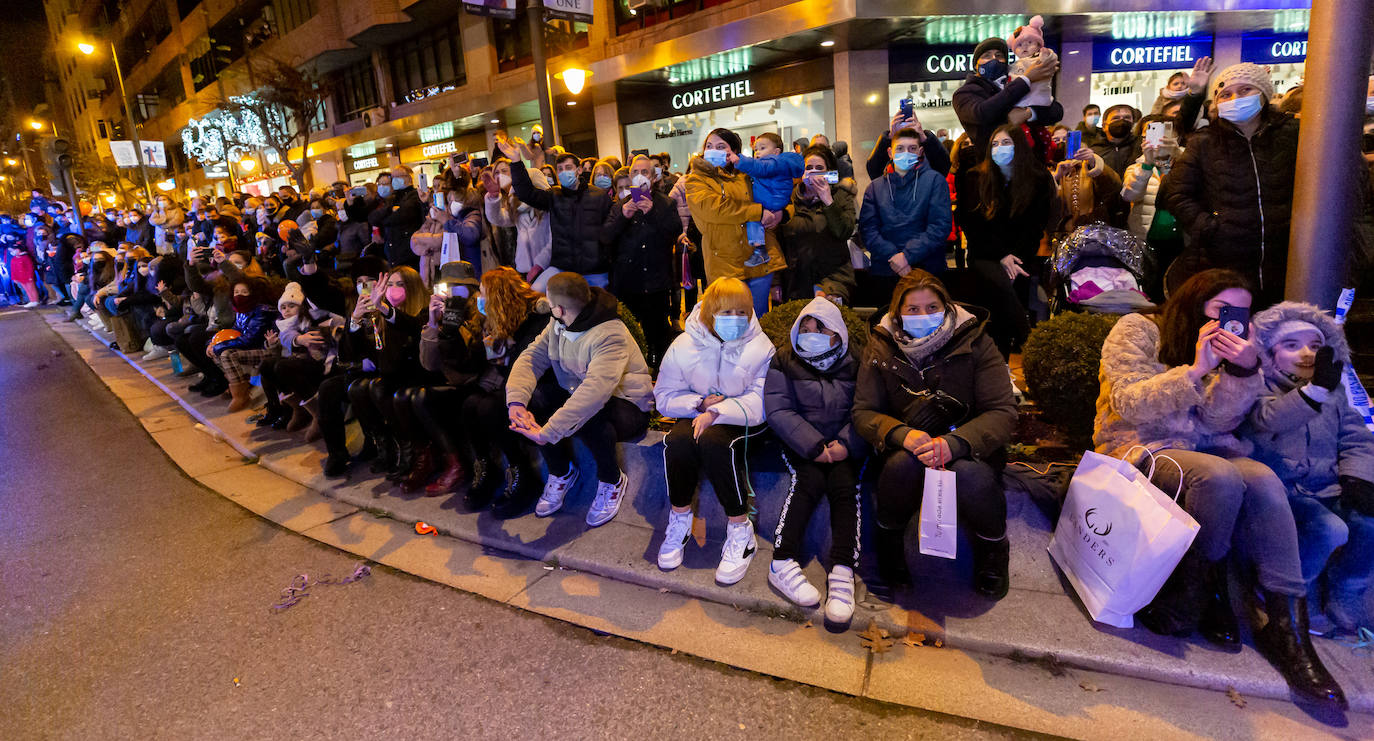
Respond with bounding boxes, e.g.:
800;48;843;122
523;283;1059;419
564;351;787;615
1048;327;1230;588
505;272;653;526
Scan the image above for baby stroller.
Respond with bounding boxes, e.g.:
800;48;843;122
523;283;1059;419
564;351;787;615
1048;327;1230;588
1048;222;1156;316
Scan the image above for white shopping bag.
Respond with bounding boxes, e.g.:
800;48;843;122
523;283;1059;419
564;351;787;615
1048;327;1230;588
918;468;958;560
1048;448;1199;628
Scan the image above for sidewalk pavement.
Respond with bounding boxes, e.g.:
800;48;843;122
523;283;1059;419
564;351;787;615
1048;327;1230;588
39;308;1374;738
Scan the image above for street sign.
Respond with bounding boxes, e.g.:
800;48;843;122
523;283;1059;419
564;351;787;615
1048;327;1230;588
543;0;592;23
109;140;167;168
461;0;515;19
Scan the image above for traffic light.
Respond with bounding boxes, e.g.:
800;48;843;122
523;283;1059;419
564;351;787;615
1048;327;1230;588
53;138;73;169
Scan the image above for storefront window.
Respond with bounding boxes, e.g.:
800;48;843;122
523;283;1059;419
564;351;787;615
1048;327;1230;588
1088;35;1212;116
624;90;834;175
493;17;589;73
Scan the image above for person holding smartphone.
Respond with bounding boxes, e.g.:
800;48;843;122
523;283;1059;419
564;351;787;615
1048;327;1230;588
778;145;857;303
1095;269;1345;710
602;156;682;365
856;127;951;307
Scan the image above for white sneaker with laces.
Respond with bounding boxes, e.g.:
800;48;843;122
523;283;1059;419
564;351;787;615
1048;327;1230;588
825;565;856;624
658;509;693;570
534;465;578;517
586;471;627;527
143;346;170;361
715;519;757;585
23;301;38;308
768;559;821;607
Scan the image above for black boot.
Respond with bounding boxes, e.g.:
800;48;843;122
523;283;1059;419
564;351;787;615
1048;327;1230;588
971;535;1010;601
463;457;501;510
368;435;397;474
322;451;351;477
490;466;540;519
1136;547;1208;637
386;441;415;482
257;403;290;429
1198;560;1241;652
354;436;379;463
1252;590;1347;710
869;525;911;602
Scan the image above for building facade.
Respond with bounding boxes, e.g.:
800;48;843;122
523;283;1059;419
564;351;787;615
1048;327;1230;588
42;0;1317;205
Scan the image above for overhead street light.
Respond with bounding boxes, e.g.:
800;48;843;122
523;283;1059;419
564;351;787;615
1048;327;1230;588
556;67;589;95
28;120;43;131
77;42;95;55
75;37;154;203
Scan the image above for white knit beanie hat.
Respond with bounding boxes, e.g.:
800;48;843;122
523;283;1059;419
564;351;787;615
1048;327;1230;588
1213;62;1275;100
278;281;305;311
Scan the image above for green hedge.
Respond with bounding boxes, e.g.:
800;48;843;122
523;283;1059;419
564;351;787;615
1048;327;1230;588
759;299;870;352
1021;312;1121;447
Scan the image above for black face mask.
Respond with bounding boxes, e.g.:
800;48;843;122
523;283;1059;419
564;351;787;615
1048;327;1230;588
978;59;1009;82
1107;120;1133;139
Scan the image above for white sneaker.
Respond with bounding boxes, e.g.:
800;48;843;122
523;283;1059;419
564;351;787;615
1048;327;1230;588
534;465;578;517
23;301;38;309
1009;368;1027;406
143;346;170;361
586;471;627;527
768;559;821;608
825;565;856;625
715;519;757;585
658;509;693;570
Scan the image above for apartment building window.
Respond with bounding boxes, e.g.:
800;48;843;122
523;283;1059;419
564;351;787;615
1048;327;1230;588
614;0;727;35
272;0;318;36
134;93;160;124
176;0;200;20
386;19;466;104
188;31;241;92
493;17;588;73
333;58;379;123
118;1;173;60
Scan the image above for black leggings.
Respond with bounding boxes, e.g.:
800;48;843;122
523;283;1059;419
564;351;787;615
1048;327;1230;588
260;354;326;408
619;290;672;363
469;387;532;467
349;375;409;443
664;418;767;518
318;371;371;458
396;385;475;456
774;452;861;568
524;376;648;485
872;450;1005;540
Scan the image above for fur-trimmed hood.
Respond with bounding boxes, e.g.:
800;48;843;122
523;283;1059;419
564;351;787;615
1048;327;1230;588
1253;301;1350;388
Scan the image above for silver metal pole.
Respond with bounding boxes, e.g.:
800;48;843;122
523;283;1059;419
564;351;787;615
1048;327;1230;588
110;40;155;205
526;0;557;145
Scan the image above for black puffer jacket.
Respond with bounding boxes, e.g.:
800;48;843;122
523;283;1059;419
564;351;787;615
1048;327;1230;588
765;344;865;460
603;190;682;294
853;304;1017;462
382;186;425;268
1161;107;1299;303
952;73;1064;153
779;181;857;302
510;161;612;275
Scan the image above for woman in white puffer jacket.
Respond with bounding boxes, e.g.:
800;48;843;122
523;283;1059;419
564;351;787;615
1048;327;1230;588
483;158;553;291
653;277;776;585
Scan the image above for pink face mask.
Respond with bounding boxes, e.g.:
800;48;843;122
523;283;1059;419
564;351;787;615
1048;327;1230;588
385;285;407;306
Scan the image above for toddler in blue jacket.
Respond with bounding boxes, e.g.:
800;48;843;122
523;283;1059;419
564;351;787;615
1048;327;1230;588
731;132;804;267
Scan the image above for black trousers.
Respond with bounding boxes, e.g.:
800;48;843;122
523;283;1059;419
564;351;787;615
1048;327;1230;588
260;354;326;409
664;418;767;518
524;375;648;485
318;370;372;458
968;259;1032;358
175;323;224;382
873;450;1005;540
774;452;861;568
469;387;533;468
619;289;672;364
396;385;476;456
349;375;407;443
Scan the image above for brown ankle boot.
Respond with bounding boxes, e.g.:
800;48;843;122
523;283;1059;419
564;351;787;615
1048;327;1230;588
226;381;254;412
285;404;312;432
426;454;466;496
400;446;436;493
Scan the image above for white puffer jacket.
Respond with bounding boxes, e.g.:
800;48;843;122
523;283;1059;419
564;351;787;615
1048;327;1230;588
654;304;776;426
1121;159;1164;239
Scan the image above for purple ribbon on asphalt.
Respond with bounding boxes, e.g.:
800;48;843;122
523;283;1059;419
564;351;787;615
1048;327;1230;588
271;563;372;611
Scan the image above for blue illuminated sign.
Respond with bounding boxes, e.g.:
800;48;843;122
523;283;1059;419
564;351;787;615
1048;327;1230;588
1241;33;1308;64
1092;36;1213;72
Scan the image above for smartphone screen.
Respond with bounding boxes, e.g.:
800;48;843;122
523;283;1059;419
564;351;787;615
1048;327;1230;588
434;192;447;211
470;156;489;169
434;282;451;299
1217;305;1250;339
1145;122;1165;147
899;98;914;118
825;171;840;184
1066;130;1082;155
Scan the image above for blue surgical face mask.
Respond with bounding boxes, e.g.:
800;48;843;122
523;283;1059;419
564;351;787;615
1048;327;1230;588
713;314;748;341
1217;93;1264;124
557;170;579;189
796;332;833;353
310;208;323;219
377;184;393;198
394;178;409;189
991;145;1015;167
892;151;921;172
703;148;729;167
593;175;613;190
476;296;486;315
901;312;945;338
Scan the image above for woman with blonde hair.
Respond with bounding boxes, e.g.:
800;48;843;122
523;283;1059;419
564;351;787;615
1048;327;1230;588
482;158;552;289
653;277;776;584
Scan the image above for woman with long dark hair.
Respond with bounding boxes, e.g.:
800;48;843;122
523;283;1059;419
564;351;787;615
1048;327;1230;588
954;124;1054;357
1095;268;1345;710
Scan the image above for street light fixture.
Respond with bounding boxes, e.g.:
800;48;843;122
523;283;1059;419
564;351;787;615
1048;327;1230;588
77;42;95;55
75;38;154;203
4;158;15;166
556;67;590;95
28;120;44;131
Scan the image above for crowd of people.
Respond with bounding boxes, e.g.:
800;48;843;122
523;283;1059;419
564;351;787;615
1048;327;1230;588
5;31;1374;712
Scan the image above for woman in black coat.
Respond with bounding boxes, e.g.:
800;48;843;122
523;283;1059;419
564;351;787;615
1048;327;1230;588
778;145;857;304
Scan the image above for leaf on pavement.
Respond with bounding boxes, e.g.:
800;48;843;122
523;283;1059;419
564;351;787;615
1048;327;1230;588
1079;681;1104;692
859;619;894;654
1227;687;1247;708
692;514;707;547
903;632;925;648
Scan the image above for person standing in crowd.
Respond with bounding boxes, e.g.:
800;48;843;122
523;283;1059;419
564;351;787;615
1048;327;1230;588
1095;269;1344;710
792;138;809;155
149;195;185;255
654;277;775;584
952;36;1062;155
482;157;552;291
302;196;339;260
954;125;1054;357
778;145;857;303
505;272;652;525
4;233;40;307
1091;104;1143;178
336;184;376;269
1120;120;1184;296
603;154;682;365
853;270;1017;601
830;140;855;181
498;138;614;288
867;112;951;180
380;166;425;269
651;152;678;195
857;127;952;307
1075;104;1104;147
1246;303;1374;636
1163;62;1300;305
764;296;864;625
685;128;787;319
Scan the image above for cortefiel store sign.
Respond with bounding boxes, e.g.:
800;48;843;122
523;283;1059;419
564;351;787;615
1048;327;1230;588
671;79;756;111
616;57;834;124
1091;36;1213;72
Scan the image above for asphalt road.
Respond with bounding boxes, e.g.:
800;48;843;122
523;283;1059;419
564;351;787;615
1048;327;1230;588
0;309;1032;740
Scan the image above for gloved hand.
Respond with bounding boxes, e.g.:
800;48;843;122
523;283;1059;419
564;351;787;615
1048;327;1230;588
1312;345;1343;391
1340;475;1374;517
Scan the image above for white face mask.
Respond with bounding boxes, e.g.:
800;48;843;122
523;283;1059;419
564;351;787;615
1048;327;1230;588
449;201;462;217
631;173;650;188
497;173;512;189
618;188;631;200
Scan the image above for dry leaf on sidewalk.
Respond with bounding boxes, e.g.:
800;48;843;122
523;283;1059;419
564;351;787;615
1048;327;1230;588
903;632;925;648
859;620;894;654
1226;687;1247;708
1079;681;1104;693
692;515;707;547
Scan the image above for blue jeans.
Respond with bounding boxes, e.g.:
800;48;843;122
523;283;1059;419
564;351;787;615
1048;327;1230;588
1289;495;1374;593
746;274;771;319
745;220;766;247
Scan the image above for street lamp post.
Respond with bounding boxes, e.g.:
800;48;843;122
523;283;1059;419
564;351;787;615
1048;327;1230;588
79;39;154;205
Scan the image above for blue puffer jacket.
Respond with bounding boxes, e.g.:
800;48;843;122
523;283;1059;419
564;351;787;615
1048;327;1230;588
734;151;805;211
212;303;276;354
858;165;952;276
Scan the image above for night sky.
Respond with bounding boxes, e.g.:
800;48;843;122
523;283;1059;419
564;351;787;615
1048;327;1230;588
0;0;52;114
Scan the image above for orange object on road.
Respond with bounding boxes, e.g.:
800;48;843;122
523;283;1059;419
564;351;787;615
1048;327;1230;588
415;521;437;535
